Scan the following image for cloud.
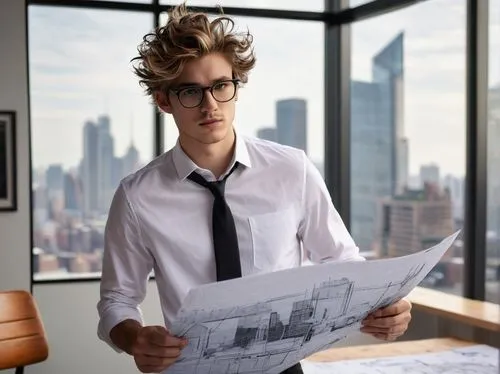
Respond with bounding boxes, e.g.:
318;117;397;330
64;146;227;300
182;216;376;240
29;5;155;168
27;0;491;179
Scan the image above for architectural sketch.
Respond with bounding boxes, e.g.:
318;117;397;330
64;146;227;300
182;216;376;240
300;344;499;374
166;231;461;374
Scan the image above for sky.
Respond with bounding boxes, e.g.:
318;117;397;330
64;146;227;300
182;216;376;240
28;0;500;178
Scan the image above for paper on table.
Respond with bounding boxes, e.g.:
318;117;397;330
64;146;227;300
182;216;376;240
165;230;461;374
300;344;499;374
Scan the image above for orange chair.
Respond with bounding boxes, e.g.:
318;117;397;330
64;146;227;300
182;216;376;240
0;290;49;374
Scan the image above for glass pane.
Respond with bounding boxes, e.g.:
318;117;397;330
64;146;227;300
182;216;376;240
29;6;155;281
350;0;466;295
486;0;500;304
160;0;323;12
160;13;325;178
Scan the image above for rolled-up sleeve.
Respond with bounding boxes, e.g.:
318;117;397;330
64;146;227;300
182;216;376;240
97;182;154;352
298;152;365;264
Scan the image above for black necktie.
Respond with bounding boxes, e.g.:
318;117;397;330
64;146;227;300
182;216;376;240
187;163;242;281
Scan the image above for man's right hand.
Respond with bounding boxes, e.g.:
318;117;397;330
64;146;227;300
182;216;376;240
131;325;188;373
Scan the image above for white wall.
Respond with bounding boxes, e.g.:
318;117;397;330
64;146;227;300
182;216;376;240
28;282;165;374
1;3;32;373
0;0;31;293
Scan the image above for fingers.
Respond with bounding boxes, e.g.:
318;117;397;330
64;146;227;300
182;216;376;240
149;329;187;348
362;311;411;328
360;300;412;341
136;346;184;359
132;326;189;373
360;326;406;342
360;324;407;337
371;299;412;318
133;344;186;373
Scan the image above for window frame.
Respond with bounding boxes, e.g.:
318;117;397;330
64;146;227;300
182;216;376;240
26;0;492;304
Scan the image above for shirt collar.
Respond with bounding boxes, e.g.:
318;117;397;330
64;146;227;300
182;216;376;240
172;130;252;181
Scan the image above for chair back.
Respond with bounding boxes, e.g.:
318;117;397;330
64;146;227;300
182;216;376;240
0;290;49;370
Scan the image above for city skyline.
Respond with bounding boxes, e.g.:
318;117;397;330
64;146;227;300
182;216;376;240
27;0;500;178
25;0;500;304
33;104;467;188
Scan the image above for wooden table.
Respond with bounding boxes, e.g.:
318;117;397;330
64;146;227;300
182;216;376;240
406;287;500;332
305;337;475;362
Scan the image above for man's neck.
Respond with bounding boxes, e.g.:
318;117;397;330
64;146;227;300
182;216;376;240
180;130;236;179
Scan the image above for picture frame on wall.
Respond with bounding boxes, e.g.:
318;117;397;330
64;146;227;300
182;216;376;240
0;111;17;211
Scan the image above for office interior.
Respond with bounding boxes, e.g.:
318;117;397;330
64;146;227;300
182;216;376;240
0;0;499;373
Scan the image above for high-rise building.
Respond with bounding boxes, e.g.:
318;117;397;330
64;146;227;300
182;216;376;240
398;138;409;191
64;172;82;211
375;183;454;259
443;174;464;220
420;164;440;187
123;141;140;177
351;32;406;252
82;115;115;216
276;98;307;153
82;120;99;216
46;164;64;194
96;115;115;213
257;127;277;142
34;113;146;275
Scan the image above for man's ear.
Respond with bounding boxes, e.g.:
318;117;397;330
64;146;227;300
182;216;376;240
154;90;173;114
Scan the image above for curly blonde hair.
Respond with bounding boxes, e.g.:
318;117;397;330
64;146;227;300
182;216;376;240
132;2;256;96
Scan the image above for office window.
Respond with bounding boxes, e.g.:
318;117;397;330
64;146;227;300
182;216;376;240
160;13;325;178
159;0;324;12
29;6;155;281
350;0;466;294
486;0;500;304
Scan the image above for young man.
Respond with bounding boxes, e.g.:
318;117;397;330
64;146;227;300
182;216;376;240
97;3;412;373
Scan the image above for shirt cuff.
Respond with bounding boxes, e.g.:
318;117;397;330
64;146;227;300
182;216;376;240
97;305;144;353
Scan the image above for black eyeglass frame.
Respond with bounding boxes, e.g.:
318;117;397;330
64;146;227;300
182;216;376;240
169;79;241;108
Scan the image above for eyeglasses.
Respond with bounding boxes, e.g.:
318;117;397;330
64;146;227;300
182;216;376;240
170;79;240;109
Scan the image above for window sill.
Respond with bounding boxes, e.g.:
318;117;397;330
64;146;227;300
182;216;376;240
406;287;500;332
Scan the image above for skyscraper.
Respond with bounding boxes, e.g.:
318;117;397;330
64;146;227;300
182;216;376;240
82;120;98;216
82;115;118;216
443;174;464;220
257;127;277;142
420;164;440;187
372;31;406;195
351;32;406;252
96;115;115;213
276;99;307;153
46;164;64;195
64;172;82;212
375;184;454;259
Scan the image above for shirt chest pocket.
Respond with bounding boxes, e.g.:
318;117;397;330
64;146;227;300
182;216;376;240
248;208;300;271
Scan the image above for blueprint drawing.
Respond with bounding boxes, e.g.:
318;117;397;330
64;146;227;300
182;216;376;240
300;344;500;374
165;230;461;374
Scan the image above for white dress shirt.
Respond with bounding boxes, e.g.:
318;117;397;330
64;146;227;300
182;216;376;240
97;133;364;352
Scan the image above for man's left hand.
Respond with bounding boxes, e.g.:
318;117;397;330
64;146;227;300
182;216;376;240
360;299;412;341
